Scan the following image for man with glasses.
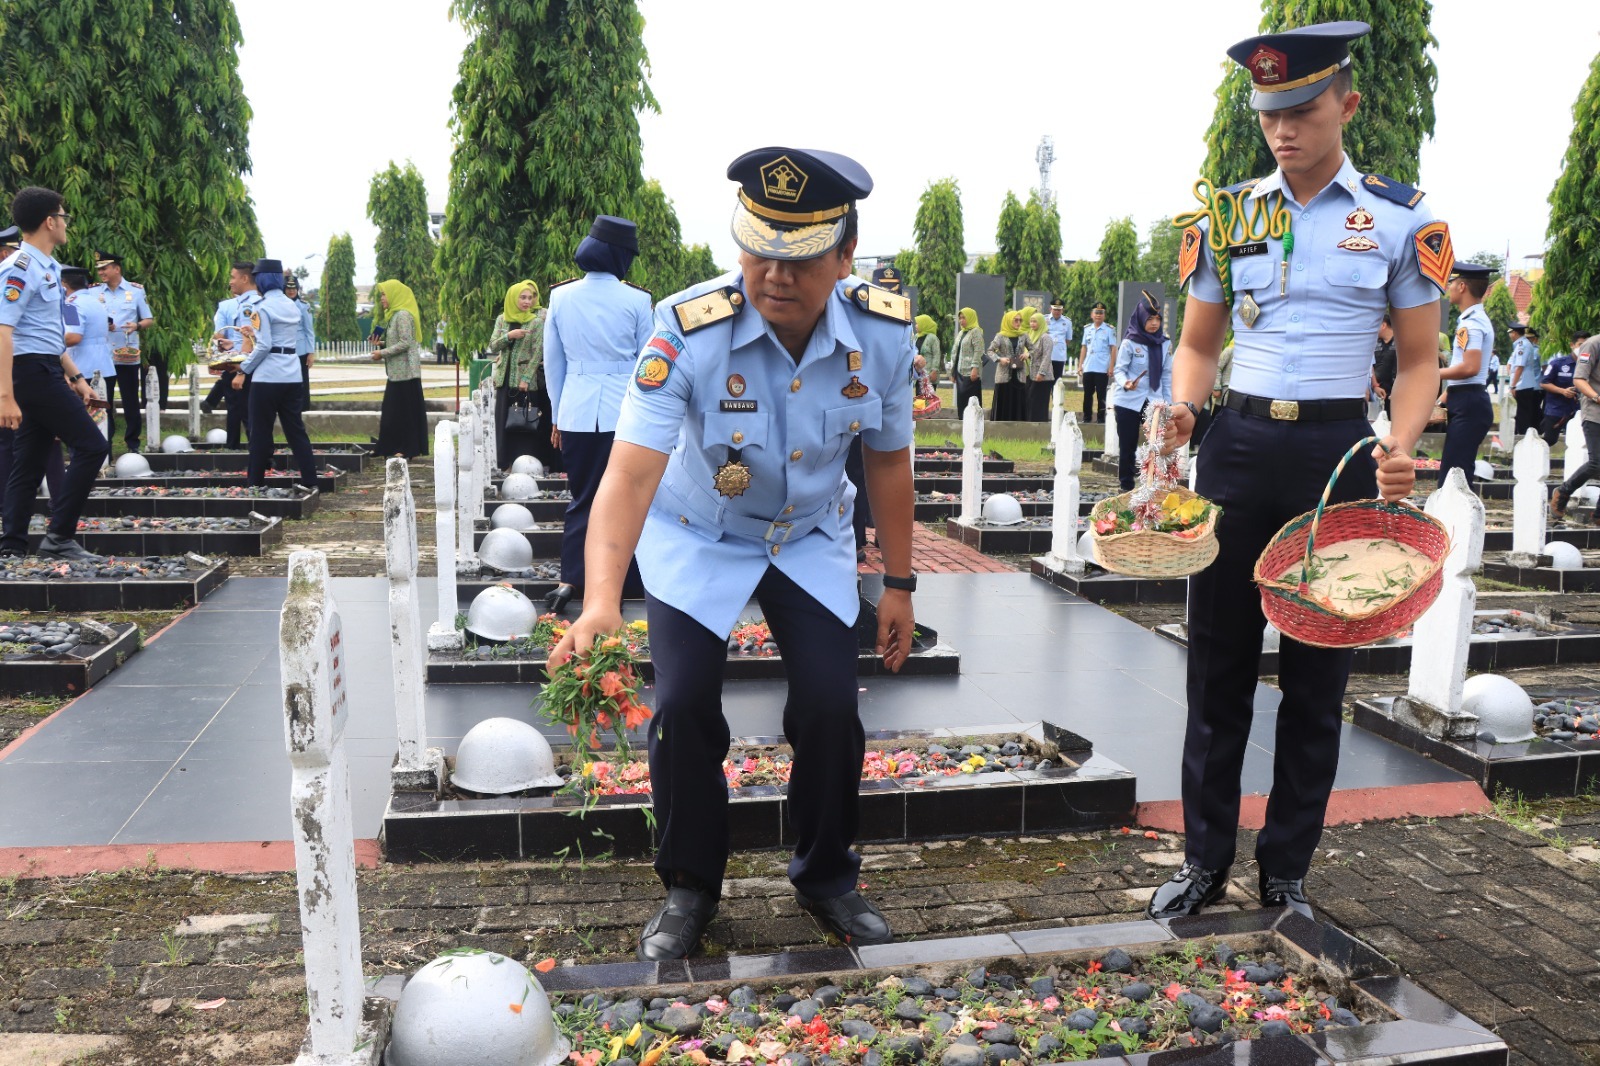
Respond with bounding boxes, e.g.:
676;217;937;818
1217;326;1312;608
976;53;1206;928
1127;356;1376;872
90;251;153;454
0;188;109;561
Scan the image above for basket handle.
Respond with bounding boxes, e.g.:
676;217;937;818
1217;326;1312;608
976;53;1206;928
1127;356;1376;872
1298;435;1392;589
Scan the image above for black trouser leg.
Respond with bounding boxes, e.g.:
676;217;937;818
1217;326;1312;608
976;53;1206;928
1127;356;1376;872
1182;409;1373;873
227;375;250;447
299;355;312;413
1559;420;1600;499
114;365;143;449
1438;388;1492;490
1082;371;1107;423
558;430;641;594
953;377;982;418
1541;414;1570;448
1514;391;1543;438
275;382;318;488
494;385;511;469
0;359;110;553
246;381;281;485
846;438;871;548
1114;403;1143;490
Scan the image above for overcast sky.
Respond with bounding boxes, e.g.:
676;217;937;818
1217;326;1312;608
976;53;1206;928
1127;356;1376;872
237;0;1599;289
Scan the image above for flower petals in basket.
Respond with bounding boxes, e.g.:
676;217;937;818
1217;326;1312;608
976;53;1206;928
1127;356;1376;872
1087;403;1221;579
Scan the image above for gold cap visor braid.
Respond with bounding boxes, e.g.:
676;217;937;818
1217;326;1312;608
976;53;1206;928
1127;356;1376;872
730;201;846;262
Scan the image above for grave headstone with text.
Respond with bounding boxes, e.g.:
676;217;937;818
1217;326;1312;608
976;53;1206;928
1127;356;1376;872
144;365;161;446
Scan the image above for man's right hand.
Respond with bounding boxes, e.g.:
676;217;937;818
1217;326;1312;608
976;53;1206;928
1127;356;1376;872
1163;402;1197;454
0;395;20;430
547;605;625;670
968;368;979;382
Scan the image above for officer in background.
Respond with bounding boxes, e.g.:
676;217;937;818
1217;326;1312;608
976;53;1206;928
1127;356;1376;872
1437;263;1495;489
1153;21;1442;921
91;252;153;454
62;267;113;394
1508;323;1543;437
1046;299;1074;378
551;147;914;961
1078;302;1115;423
0;187;110;561
541;215;653;614
1537;332;1579;447
212;261;261;447
201;263;247;418
285;275;316;411
238;258;318;488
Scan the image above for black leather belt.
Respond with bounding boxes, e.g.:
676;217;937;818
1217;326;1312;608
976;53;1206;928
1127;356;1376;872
268;346;295;354
1224;390;1366;422
1446;383;1487;392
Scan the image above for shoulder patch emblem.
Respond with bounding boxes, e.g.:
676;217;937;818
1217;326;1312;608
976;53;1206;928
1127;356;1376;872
4;276;24;302
848;283;912;324
673;286;743;334
1363;174;1427;209
647;329;683;362
1455;327;1469;351
1413;221;1454;293
635;353;673;392
1178;225;1202;289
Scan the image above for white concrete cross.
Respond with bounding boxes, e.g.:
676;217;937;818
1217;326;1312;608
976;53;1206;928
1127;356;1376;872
1405;468;1486;719
1496;391;1514;454
91;372;110;447
188;364;202;438
1566;416;1589;484
1043;407;1085;573
959;396;984;525
1511;429;1551;559
383;459;442;793
1103;404;1120;461
280;551;370;1066
144;365;161;446
456;404;479;572
427;420;463;652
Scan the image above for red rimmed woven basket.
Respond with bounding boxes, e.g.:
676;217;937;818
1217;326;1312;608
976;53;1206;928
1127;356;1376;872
1254;435;1451;649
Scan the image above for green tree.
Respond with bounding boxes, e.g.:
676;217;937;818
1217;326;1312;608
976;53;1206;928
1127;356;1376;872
907;178;964;345
318;234;359;343
993;191;1027;302
679;244;721;289
1200;0;1438;186
631;178;687;298
368;161;439;337
1538;49;1600;344
0;0;261;371
1016;191;1064;298
1483;280;1519;357
438;0;656;355
1095;217;1141;311
1058;259;1101;326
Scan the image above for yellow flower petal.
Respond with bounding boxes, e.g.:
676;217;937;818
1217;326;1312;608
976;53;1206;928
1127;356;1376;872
626;1023;643;1048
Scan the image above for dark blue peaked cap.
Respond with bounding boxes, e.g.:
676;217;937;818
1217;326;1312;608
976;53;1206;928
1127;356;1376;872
587;215;639;254
1227;20;1369;110
1449;262;1496;281
727;147;873;260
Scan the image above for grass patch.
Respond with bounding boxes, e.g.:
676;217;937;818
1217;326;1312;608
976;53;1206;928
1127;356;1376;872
913;430;1056;466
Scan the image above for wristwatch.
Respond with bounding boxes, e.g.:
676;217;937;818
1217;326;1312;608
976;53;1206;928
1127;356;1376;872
68;374;83;383
882;572;918;592
1179;401;1200;419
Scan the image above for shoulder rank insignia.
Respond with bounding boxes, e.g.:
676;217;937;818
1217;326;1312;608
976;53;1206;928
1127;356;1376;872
11;253;30;271
547;277;578;292
844;283;912;324
1413;221;1454;293
624;280;653;297
1222;177;1262;196
673;285;744;334
1362;174;1427;209
1178;225;1202;289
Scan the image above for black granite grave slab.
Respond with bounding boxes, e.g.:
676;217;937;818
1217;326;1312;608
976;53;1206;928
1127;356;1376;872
38;487;321;521
0;559;228;611
947;517;1064;555
480;497;571;524
909;456;1015;474
139;445;369;473
1481;553;1600;591
471;525;562;557
97;469;345;493
0;622;141;697
381;718;1136;862
914;498;1053;523
24;516;283;557
1353;695;1600;799
914;474;1054;495
1482;526;1600;552
1030;556;1188;603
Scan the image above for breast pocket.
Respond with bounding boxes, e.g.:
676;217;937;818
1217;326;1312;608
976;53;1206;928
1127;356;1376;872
1318;255;1390;331
1232;262;1278;331
702;410;769;455
820;397;883;464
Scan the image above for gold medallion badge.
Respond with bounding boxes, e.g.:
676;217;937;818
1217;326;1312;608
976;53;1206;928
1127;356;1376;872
714;459;752;498
841;376;869;399
1238;293;1261;329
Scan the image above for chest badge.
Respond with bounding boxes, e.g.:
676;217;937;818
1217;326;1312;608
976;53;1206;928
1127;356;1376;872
1345;206;1375;232
714;459;752;498
1336;234;1380;252
727;373;746;397
847;350;862;371
1237;293;1261;329
841;376;869;399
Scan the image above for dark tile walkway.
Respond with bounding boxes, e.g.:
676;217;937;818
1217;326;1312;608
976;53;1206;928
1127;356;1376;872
0;573;1468;848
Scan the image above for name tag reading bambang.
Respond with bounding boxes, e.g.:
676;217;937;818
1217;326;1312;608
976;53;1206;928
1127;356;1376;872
720;400;758;412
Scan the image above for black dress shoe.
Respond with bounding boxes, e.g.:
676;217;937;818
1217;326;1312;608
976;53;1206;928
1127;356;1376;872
1259;873;1313;920
1146;861;1230;919
543;584;575;614
37;534;104;563
796;889;893;946
637;886;718;961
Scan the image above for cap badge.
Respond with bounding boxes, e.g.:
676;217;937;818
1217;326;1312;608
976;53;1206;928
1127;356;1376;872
1344;207;1375;232
1248;45;1287;84
760;156;808;204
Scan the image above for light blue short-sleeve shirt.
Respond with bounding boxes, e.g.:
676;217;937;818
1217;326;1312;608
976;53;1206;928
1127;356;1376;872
544;272;654;433
615;271;914;638
1447;305;1493;388
1080;322;1116;373
0;242;64;356
1112;337;1174;410
65;288;113;378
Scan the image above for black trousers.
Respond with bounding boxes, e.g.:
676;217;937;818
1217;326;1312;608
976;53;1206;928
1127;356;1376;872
1081;371;1108;423
647;566;864;899
557;429;641;594
0;357;111;554
148;351;169;410
227;374;251;447
1514;390;1543;438
0;430;65;510
1438;386;1492;490
299;355;312;412
953;375;982;419
845;437;872;549
1184;407;1375;878
1541;412;1574;448
1113;402;1145;490
247;381;317;487
1558;419;1600;502
109;365;143;448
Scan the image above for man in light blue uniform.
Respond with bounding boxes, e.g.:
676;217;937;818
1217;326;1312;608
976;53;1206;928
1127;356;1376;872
542;215;654;613
1078;301;1115;422
1046;298;1074;379
1438;263;1495;488
63;267;113;388
551;147;916;961
210;262;260;446
0;187;109;561
89;252;153;453
1508;323;1543;436
1153;21;1445;922
285;275;316;411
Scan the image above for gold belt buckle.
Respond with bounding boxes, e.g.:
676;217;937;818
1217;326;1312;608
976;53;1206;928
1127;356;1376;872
1269;399;1300;421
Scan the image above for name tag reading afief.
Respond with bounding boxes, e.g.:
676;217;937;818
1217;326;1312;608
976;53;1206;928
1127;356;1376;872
1229;242;1268;258
720;400;758;412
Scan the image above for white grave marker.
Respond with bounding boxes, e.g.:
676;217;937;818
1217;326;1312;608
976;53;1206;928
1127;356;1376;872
1043;407;1085;573
1511;429;1551;561
958;397;983;525
1103;404;1120;461
188;364;202;438
1566;416;1589;484
383;459;444;793
456;404;479;572
144;365;161;445
1496;392;1514;454
427;420;463;652
91;372;110;447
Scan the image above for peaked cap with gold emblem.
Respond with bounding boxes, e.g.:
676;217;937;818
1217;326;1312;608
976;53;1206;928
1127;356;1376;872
1226;20;1368;111
727;147;872;261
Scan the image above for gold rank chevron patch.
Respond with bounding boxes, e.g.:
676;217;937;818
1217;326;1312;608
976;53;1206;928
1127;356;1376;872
848;283;912;324
673;286;744;334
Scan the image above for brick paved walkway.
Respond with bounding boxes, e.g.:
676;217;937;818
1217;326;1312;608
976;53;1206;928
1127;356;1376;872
858;522;1017;575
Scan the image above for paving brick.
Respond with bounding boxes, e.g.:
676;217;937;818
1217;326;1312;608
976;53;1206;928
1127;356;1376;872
1412;970;1520;1029
136;965;258;999
1493;1020;1595;1066
174;912;276;937
104;938;210;968
1507;925;1600;976
20;968;111;998
0;921;65;947
946;881;1033;903
1014;893;1105;921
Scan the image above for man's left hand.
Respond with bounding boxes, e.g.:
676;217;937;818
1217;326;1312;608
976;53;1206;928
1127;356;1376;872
875;588;914;674
71;380;94;407
1373;437;1415;502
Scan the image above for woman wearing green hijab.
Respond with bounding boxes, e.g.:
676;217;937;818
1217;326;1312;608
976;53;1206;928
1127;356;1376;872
489;280;554;471
953;307;986;416
1023;308;1055;422
986;308;1028;421
914;313;942;386
370;279;429;458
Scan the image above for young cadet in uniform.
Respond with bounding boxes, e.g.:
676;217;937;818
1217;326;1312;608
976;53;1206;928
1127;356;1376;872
1046;299;1074;378
0;188;110;561
1078;302;1115;423
550;147;914;961
91;252;153;454
1152;22;1443;921
1537;336;1579;447
1508;324;1543;437
215;262;261;447
541;215;653;615
1437;263;1495;489
285;276;316;411
238;259;318;488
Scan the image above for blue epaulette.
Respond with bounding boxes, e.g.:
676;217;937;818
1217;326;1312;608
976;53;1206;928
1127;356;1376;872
1223;177;1261;195
1361;174;1426;209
